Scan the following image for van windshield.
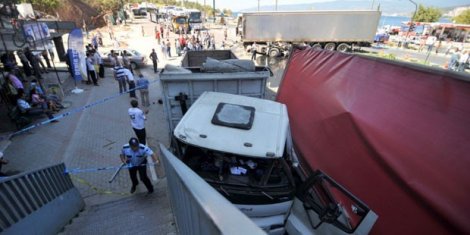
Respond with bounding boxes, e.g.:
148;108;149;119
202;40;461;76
175;17;187;24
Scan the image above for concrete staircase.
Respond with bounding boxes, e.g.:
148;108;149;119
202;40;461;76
60;180;177;235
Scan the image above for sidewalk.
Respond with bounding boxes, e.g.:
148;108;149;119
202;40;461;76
2;60;171;206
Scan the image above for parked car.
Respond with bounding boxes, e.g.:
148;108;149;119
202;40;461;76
102;49;147;69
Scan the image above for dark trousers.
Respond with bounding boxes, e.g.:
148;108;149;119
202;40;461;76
88;70;98;85
133;128;146;145
98;64;105;78
128;164;153;192
251;51;257;60
128;81;136;98
152;60;158;73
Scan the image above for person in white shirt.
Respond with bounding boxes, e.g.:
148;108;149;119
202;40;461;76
125;67;136;98
457;50;469;73
128;99;146;145
86;52;98;86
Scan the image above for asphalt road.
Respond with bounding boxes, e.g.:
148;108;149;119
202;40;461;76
358;45;450;66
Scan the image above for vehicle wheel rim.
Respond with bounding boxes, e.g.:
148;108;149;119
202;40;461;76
325;43;335;51
337;44;349;52
269;49;279;57
311;44;322;50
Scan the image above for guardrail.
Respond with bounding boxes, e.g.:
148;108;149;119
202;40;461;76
160;144;266;235
0;163;84;234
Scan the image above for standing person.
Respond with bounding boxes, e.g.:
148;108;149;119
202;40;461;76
210;35;216;50
136;74;150;108
86;52;98;86
114;66;128;93
41;50;52;68
161;41;167;59
166;39;171;58
36;53;48;73
149;49;159;73
251;42;257;61
457;50;469;72
425;35;436;53
156;30;161;45
94;50;105;78
126;67;137;98
448;49;460;71
25;47;41;79
128;99;147;144
160;25;164;39
223;24;228;41
17;50;32;77
120;137;159;194
175;39;181;56
122;50;134;74
141;25;145;37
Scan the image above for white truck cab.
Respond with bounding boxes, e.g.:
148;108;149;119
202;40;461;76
173;92;294;233
171;92;378;234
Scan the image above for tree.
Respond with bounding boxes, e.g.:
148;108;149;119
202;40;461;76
454;9;470;24
412;4;442;22
21;0;61;12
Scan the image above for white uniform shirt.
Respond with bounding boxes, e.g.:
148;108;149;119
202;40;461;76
124;68;134;81
121;144;154;166
128;107;145;130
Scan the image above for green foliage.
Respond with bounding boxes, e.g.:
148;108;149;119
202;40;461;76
83;0;120;11
412;4;442;22
20;0;60;12
453;9;470;24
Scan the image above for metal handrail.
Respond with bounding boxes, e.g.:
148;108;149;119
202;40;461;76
160;143;266;235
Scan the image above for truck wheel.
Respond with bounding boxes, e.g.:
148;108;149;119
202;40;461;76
268;48;280;57
324;43;336;51
311;44;322;50
337;43;350;53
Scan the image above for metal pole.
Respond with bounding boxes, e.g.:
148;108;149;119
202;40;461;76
212;0;215;23
275;0;278;11
405;0;418;45
371;0;375;9
258;0;260;11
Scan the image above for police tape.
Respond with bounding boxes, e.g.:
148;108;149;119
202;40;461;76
64;162;159;175
7;79;158;140
69;174;131;196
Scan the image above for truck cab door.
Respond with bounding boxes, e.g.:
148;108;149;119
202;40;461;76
286;170;378;235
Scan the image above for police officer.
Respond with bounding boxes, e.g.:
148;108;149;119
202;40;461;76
120;138;159;194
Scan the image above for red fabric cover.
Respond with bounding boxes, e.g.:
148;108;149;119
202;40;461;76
277;48;470;234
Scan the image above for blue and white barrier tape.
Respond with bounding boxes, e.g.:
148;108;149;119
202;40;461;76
64;162;159;175
7;79;158;140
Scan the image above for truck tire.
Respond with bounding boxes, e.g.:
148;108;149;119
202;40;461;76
311;44;322;50
324;42;336;51
268;48;280;57
337;43;350;53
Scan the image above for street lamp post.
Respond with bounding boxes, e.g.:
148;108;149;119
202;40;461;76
405;0;418;47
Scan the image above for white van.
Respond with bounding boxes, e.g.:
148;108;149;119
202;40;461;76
171;92;378;234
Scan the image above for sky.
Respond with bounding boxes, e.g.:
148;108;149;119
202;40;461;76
193;0;322;11
190;0;469;11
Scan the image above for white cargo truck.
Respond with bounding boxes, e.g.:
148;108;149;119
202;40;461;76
166;91;378;234
237;10;381;56
159;53;270;131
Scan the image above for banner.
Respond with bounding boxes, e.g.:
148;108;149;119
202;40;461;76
23;22;50;41
67;28;86;81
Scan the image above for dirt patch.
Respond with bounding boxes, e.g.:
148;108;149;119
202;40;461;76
54;0;106;29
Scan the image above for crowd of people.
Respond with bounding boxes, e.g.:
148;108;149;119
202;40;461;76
1;47;63;123
153;23;225;59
